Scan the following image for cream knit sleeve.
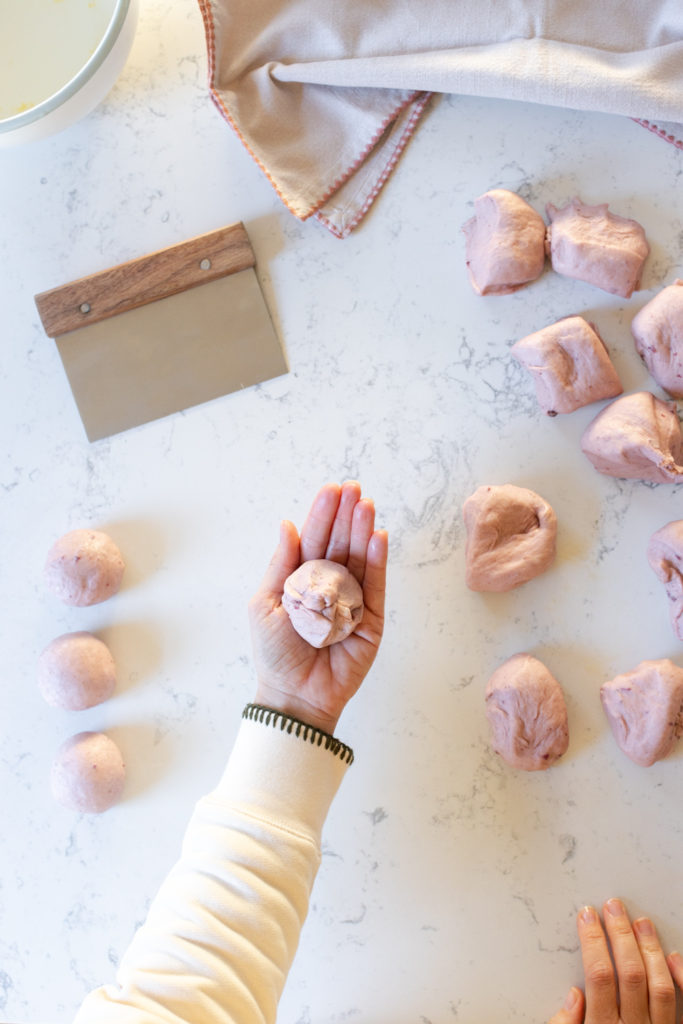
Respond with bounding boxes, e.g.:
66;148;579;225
74;706;353;1024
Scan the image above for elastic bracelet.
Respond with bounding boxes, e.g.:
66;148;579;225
242;703;354;765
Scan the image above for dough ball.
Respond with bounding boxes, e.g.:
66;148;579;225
600;660;683;767
463;189;546;295
463;484;557;592
631;280;683;398
647;521;683;640
580;391;683;483
51;731;126;813
38;631;116;711
511;315;622;415
44;529;125;606
485;654;569;771
545;197;649;298
282;559;364;648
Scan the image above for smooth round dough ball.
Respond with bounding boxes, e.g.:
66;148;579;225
44;529;125;606
38;632;116;710
51;732;125;813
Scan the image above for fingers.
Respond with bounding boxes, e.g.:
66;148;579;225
632;917;677;1024
666;950;683;992
325;480;362;564
547;986;585;1024
255;519;300;602
361;529;388;624
576;905;618;1022
346;498;376;583
300;483;342;562
602;899;648;1023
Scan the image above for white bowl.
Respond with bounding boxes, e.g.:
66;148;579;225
0;0;139;147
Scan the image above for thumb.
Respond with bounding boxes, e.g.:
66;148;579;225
257;520;300;600
548;987;585;1024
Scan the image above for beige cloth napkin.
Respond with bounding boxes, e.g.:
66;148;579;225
197;1;683;237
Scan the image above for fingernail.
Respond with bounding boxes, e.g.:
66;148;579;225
580;905;597;924
669;951;682;966
564;987;580;1010
605;898;625;917
634;917;654;936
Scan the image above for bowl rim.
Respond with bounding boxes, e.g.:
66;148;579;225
0;0;133;134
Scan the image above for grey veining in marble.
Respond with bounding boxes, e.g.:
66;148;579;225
1;2;682;1021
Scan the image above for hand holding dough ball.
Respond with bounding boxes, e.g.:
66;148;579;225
463;189;546;295
511;316;622;416
51;731;126;813
545;197;649;298
282;559;364;648
600;660;683;767
44;529;124;606
580;391;683;483
631;280;683;397
485;654;569;771
463;484;557;592
647;521;683;640
38;632;116;711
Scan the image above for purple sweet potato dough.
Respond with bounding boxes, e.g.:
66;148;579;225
463;188;546;296
44;528;125;606
580;391;683;483
282;559;363;648
545;197;649;298
485;653;569;771
631;280;683;398
38;631;116;710
647;520;683;640
600;659;683;767
511;315;623;415
51;731;126;813
463;484;557;592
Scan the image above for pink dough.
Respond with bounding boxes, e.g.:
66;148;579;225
511;316;623;415
463;484;557;592
463;189;546;295
580;391;683;483
51;731;126;813
600;660;683;767
282;559;364;648
631;280;683;398
485;654;569;771
44;529;125;606
546;197;649;298
647;521;683;640
38;631;116;710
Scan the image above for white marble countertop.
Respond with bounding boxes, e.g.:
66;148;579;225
2;2;683;1022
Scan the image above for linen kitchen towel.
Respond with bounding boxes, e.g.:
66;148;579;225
197;0;683;238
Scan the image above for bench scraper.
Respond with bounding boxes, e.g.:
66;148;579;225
34;222;287;442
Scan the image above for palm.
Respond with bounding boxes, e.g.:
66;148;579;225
248;482;387;734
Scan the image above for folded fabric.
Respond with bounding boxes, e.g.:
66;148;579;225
197;1;683;237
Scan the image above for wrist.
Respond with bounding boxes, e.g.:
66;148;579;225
252;685;339;735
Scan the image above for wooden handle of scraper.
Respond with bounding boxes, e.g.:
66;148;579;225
34;222;255;338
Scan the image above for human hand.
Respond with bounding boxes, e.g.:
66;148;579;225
248;481;388;734
549;899;683;1024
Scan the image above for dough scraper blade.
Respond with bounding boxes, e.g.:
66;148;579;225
34;223;287;441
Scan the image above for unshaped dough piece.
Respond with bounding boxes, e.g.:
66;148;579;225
580;391;683;483
647;521;683;640
51;731;126;813
282;559;364;648
631;280;683;398
38;631;116;710
546;197;649;298
463;188;546;295
485;653;569;771
44;528;125;606
463;484;557;592
600;659;683;767
511;315;623;415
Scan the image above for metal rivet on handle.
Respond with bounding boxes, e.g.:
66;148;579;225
80;302;91;314
200;258;211;271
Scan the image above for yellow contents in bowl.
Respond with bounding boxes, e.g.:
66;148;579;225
0;0;116;119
